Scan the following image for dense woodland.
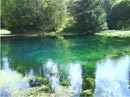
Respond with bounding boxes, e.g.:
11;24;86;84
1;0;130;34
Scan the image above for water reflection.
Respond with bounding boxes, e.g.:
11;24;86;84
0;57;30;97
1;37;130;75
0;57;83;97
1;37;130;97
94;56;130;97
69;63;82;97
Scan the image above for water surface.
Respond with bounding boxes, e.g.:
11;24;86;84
1;36;130;77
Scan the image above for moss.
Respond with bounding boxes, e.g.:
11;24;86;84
80;89;93;97
39;85;50;92
82;77;95;90
60;80;70;86
35;76;48;85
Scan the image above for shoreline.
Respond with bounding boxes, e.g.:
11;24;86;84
1;30;130;38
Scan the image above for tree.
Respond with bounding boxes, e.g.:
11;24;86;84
69;0;107;34
100;0;116;27
44;0;70;32
108;0;130;30
1;0;49;33
1;0;71;33
100;0;116;14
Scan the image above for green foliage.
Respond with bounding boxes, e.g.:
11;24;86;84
1;0;129;35
108;0;130;30
101;0;116;14
39;85;50;92
1;0;71;34
82;77;95;90
69;0;107;34
100;0;116;28
1;0;48;33
60;80;70;86
35;75;48;85
80;89;93;97
46;0;75;33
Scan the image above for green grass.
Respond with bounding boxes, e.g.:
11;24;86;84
96;30;130;38
0;29;11;35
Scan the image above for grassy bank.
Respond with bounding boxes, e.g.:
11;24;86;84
0;29;130;38
96;30;130;38
1;29;130;38
0;29;11;35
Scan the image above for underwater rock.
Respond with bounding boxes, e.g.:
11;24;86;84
29;80;42;87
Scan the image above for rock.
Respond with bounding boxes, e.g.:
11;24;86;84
29;80;42;87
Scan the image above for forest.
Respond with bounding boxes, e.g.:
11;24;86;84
1;0;130;35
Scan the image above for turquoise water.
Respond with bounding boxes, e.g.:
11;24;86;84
1;36;130;78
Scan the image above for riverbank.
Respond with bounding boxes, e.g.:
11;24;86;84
1;29;130;38
0;29;62;39
96;30;130;38
0;29;11;34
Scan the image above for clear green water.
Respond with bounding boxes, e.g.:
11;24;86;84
1;36;130;78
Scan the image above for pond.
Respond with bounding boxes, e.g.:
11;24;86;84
1;36;130;97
